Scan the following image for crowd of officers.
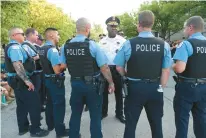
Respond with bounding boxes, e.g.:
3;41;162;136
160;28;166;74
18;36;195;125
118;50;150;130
4;10;206;138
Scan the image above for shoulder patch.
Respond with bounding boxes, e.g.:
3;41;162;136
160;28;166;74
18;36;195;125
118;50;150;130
11;45;20;50
176;42;183;48
52;48;58;53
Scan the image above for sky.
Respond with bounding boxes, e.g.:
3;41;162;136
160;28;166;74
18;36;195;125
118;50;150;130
47;0;151;32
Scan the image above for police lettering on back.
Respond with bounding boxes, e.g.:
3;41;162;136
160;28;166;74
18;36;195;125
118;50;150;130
66;48;85;55
197;46;206;53
136;44;160;52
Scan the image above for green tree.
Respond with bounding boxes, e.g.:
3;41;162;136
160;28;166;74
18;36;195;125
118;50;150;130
28;0;75;45
140;1;206;40
90;23;104;41
117;1;206;40
118;12;138;39
1;1;29;44
1;0;75;45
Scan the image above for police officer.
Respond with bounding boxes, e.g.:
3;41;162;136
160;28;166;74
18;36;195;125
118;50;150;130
173;16;206;138
35;34;47;112
99;16;126;123
36;34;44;46
114;10;171;138
5;27;49;137
39;27;69;138
60;17;115;138
22;28;44;114
99;34;106;40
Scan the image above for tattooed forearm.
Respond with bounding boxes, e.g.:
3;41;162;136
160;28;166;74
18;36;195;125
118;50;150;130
13;61;29;82
100;65;114;84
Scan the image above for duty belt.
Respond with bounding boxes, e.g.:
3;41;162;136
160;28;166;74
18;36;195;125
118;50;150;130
178;78;206;84
109;65;116;70
129;78;160;83
71;76;94;82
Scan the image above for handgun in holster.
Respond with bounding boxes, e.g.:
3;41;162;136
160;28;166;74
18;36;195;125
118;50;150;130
97;75;106;95
122;76;129;97
55;75;65;88
84;76;93;85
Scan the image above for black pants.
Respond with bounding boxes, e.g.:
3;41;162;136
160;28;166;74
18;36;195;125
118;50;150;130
102;66;123;116
124;81;163;138
31;72;42;104
7;77;41;134
45;78;66;135
174;82;206;138
39;71;47;106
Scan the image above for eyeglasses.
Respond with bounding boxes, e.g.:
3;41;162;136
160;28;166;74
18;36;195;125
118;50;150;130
14;33;25;36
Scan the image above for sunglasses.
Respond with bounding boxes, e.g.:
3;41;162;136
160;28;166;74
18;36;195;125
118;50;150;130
14;33;25;36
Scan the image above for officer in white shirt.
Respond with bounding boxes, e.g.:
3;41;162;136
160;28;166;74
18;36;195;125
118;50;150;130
99;16;126;123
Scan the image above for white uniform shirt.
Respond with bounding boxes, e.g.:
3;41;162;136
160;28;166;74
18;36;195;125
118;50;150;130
99;35;126;65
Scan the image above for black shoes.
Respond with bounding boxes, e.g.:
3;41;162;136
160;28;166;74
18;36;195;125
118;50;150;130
19;128;29;136
115;115;126;124
84;106;89;112
41;106;46;112
40;115;43;120
101;114;108;120
30;129;49;137
48;127;54;131
56;129;69;138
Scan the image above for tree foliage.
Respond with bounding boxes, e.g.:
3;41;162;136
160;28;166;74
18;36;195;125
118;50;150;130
1;0;76;45
1;1;29;43
90;23;104;41
118;1;206;40
118;12;138;38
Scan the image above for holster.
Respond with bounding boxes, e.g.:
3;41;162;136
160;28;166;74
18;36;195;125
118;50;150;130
52;75;65;88
173;76;178;83
84;76;94;85
97;75;106;95
47;75;65;88
122;76;129;97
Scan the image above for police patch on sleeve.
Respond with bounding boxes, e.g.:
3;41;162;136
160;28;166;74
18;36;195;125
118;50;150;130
176;42;183;48
11;45;20;49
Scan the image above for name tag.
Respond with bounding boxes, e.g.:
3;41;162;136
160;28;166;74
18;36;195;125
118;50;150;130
66;49;85;55
136;44;160;52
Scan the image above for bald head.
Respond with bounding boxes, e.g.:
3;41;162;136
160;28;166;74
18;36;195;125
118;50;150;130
8;27;25;43
76;18;91;33
9;27;23;38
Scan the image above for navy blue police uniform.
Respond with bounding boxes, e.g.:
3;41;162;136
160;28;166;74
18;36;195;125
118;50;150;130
114;31;171;138
60;34;107;138
22;41;44;109
39;40;68;137
173;32;206;138
5;40;42;135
